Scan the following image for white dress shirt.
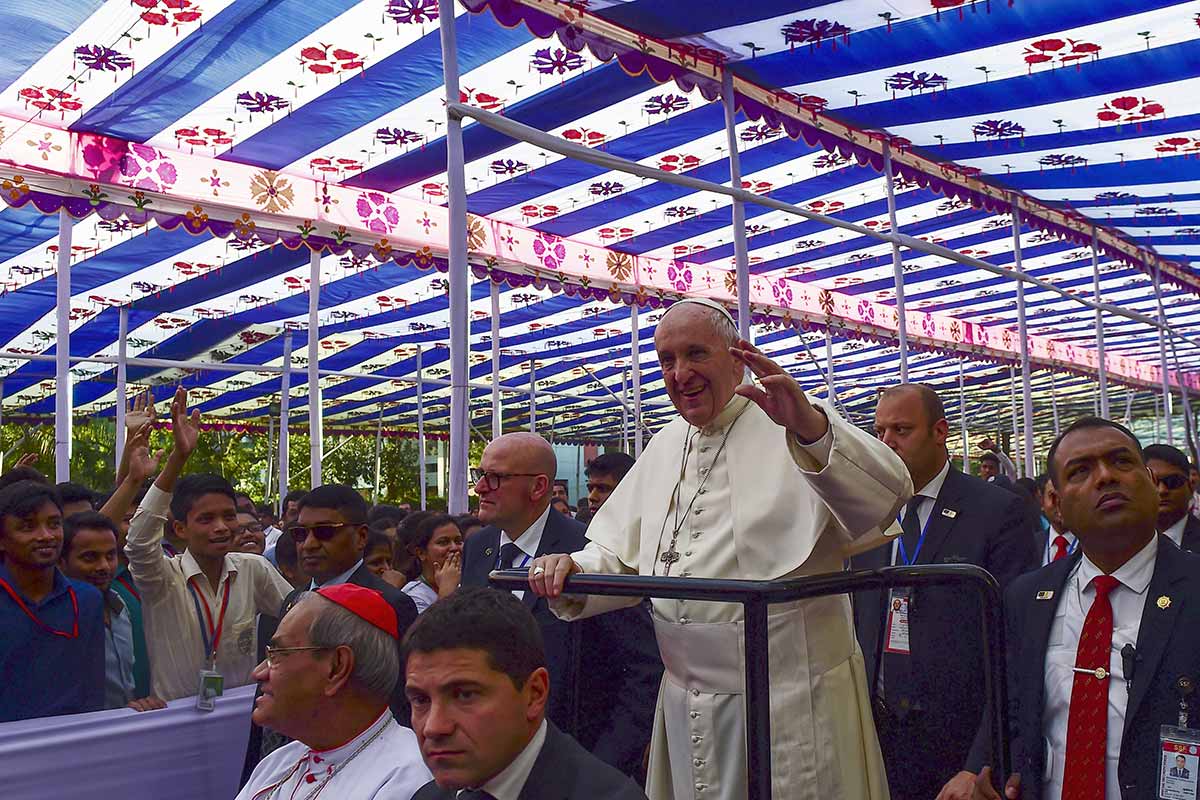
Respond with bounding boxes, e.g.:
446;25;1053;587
890;459;951;565
1163;515;1188;548
310;559;364;590
124;486;293;701
499;504;551;601
401;579;438;614
460;720;547;800
1041;526;1079;567
1043;536;1158;800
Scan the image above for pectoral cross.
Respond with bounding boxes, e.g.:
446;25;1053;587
659;543;680;574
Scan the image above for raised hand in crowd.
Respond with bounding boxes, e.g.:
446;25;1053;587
154;387;202;495
432;549;461;596
99;422;163;526
116;390;158;487
14;452;38;469
730;337;829;443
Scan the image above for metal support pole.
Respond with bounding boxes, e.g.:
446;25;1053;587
1090;227;1110;418
1050;372;1061;437
278;330;292;505
621;370;630;453
630;304;643;458
743;597;771;800
417;349;427;511
490;281;502;441
55;209;73;482
266;413;275;503
307;248;323;486
1155;394;1162;444
1009;366;1021;477
529;359;537;433
1123;389;1135;426
1154;261;1174;444
440;5;470;514
114;305;129;471
1012;202;1035;477
825;327;836;402
883;143;910;382
373;403;384;502
722;71;751;343
958;357;970;472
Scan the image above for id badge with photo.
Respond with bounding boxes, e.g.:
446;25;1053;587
195;669;224;712
1158;726;1200;800
884;589;911;655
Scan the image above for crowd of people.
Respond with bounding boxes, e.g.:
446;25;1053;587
1;296;1198;800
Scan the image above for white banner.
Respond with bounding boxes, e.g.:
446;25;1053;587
0;686;255;800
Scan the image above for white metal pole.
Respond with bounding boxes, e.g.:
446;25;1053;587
417;349;427;511
1123;389;1135;425
958;357;970;472
114;305;129;471
1050;371;1061;437
1090;226;1110;418
373;403;384;502
55;209;73;482
721;71;751;343
1009;366;1021;477
1154;261;1174;444
529;359;537;433
1012;202;1035;477
266;413;274;502
621;370;630;453
278;330;292;505
307;248;323;486
1155;394;1162;443
883;142;910;382
630;304;643;458
490;281;502;440
440;5;470;514
825;327;836;402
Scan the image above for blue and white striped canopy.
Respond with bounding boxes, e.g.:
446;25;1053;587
0;0;1197;452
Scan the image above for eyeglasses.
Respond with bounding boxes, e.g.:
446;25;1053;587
469;468;543;491
288;523;356;543
263;645;332;668
1153;473;1189;491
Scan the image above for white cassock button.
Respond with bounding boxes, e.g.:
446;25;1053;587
690;711;699;719
700;446;710;453
685;551;693;557
692;689;700;697
698;488;707;495
692;735;702;744
700;467;710;476
694;507;703;515
680;617;690;625
694;758;704;767
681;571;692;577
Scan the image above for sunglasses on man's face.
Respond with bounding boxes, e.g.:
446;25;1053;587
288;523;356;543
1153;473;1189;491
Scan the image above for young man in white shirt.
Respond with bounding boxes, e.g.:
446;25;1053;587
124;387;292;701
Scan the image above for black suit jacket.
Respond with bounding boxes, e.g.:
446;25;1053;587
851;466;1036;796
968;536;1200;799
241;563;419;787
411;721;647;800
462;508;662;779
1181;515;1200;552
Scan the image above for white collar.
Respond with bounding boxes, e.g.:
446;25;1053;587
501;505;551;558
305;708;392;765
914;459;952;502
1163;515;1188;548
470;720;548;800
310;559;363;590
1074;535;1158;597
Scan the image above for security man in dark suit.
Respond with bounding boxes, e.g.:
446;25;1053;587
1144;444;1200;551
461;433;661;781
853;384;1035;799
241;484;418;784
406;587;646;800
946;417;1200;800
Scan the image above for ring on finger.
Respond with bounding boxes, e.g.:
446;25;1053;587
533;566;546;576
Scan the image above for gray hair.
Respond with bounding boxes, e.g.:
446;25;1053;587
293;591;399;699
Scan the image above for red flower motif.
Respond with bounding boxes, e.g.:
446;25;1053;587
657;153;702;173
1097;96;1165;124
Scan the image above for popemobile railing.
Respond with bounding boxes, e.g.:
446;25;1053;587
489;564;1010;800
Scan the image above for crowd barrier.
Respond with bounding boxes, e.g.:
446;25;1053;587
0;685;255;800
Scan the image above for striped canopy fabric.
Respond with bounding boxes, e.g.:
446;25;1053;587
0;0;1197;457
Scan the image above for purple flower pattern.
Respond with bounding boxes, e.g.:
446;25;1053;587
237;91;289;114
386;0;439;24
74;45;133;72
356;192;401;234
530;47;586;75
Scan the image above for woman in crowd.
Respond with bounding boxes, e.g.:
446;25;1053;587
399;513;462;613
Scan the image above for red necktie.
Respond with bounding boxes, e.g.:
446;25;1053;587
1052;534;1070;562
1062;574;1120;800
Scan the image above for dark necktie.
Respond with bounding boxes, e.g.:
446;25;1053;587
497;542;523;571
898;495;925;565
1062;574;1120;800
458;791;498;800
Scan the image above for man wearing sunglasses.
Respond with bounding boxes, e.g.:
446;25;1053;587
1144;444;1200;551
243;484;419;784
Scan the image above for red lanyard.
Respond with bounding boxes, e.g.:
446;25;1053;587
187;575;232;664
0;577;79;639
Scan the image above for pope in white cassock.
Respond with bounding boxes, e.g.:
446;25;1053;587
528;299;913;800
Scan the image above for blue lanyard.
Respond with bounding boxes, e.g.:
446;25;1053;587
494;544;532;571
895;500;935;566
